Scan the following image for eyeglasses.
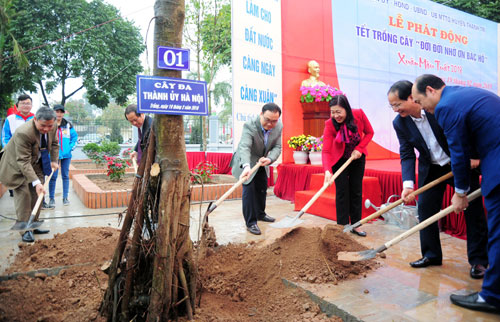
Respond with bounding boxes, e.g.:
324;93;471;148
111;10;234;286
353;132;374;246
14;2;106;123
389;102;402;110
18;102;32;106
263;117;279;124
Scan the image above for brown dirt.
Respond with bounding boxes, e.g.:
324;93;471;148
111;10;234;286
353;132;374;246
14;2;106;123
71;161;107;170
88;174;135;190
87;174;237;191
0;225;378;321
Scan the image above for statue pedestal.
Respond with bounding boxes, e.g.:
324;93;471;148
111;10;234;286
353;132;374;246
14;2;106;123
301;101;330;137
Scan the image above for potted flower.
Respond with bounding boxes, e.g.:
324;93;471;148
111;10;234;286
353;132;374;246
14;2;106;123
308;136;323;166
299;85;344;138
288;134;310;164
299;85;343;103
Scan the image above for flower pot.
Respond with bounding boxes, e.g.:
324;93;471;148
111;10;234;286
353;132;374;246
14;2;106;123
293;151;309;165
309;151;322;166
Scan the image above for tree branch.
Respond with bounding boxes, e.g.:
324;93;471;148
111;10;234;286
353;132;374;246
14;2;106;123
65;84;84;101
38;80;49;106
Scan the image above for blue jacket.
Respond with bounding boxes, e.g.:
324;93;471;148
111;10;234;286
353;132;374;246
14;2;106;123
56;118;78;159
435;86;500;197
2;112;35;147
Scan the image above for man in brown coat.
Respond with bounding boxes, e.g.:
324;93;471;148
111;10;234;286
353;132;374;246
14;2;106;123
0;106;59;242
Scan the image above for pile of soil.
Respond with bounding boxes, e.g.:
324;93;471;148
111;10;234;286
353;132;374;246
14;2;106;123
0;225;378;321
0;227;120;321
196;225;378;321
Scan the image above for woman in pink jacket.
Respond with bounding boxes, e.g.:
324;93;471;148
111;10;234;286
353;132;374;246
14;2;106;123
322;94;374;236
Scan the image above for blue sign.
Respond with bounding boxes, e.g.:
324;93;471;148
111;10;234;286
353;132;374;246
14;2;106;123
137;75;208;116
157;46;190;71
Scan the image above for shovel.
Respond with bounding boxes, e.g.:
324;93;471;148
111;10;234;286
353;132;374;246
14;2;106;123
270;155;355;229
203;161;263;219
337;188;481;261
132;158;138;174
10;169;55;231
343;171;453;233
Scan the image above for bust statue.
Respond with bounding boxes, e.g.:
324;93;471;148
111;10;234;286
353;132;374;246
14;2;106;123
301;60;326;87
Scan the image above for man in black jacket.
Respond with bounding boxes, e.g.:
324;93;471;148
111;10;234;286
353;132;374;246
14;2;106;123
124;104;152;163
388;80;488;279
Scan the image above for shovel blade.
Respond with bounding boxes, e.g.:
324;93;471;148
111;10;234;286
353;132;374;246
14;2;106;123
270;215;304;229
10;220;44;231
337;249;377;261
342;224;354;233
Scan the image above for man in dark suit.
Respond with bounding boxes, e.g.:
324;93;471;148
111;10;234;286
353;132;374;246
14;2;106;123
230;103;282;235
124;104;152;163
388;80;488;278
412;74;500;313
0;106;59;243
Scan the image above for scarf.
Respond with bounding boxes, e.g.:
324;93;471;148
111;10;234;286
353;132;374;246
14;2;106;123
335;124;353;143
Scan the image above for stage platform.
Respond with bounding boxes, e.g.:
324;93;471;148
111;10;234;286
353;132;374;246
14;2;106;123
274;159;468;239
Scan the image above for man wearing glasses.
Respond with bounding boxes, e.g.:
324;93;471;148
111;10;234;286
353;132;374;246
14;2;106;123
2;94;35;197
387;80;488;278
230;103;282;235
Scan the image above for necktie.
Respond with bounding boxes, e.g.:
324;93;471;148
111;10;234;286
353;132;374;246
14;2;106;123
41;134;47;149
40;134;52;175
137;127;143;162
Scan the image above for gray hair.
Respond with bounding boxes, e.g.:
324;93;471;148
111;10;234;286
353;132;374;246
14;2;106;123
35;106;57;121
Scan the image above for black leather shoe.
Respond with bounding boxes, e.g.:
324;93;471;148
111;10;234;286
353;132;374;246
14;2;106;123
350;229;367;237
450;292;499;313
33;228;50;234
247;224;261;235
409;257;442;268
470;264;487;279
22;231;35;243
259;215;276;223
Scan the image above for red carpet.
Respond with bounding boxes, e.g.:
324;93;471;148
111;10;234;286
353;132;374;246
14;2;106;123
294;173;382;222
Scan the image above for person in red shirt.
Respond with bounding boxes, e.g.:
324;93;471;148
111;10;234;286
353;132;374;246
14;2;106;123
322;94;374;237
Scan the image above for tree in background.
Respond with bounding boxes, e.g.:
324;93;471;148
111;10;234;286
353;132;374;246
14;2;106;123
431;0;500;23
8;0;144;108
63;99;91;123
0;0;28;115
184;0;231;150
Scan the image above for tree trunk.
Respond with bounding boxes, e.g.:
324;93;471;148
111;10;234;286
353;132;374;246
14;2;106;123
147;0;195;320
100;0;195;321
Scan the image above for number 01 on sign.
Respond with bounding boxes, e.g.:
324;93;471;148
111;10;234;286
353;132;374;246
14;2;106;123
157;46;190;71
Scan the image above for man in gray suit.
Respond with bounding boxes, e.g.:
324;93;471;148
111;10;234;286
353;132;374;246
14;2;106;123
0;106;59;243
230;103;282;235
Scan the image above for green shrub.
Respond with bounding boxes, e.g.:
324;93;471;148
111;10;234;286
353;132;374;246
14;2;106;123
82;143;101;157
100;140;121;156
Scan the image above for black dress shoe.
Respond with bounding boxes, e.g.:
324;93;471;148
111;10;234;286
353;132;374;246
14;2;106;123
350;229;367;237
409;257;442;268
22;231;35;243
247;224;261;235
259;215;275;223
450;292;499;313
470;264;487;279
33;228;50;234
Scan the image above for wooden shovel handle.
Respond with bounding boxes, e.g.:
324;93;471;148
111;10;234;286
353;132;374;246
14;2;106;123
357;171;453;226
32;169;55;218
132;158;138;174
213;161;263;208
384;188;481;249
300;155;355;214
